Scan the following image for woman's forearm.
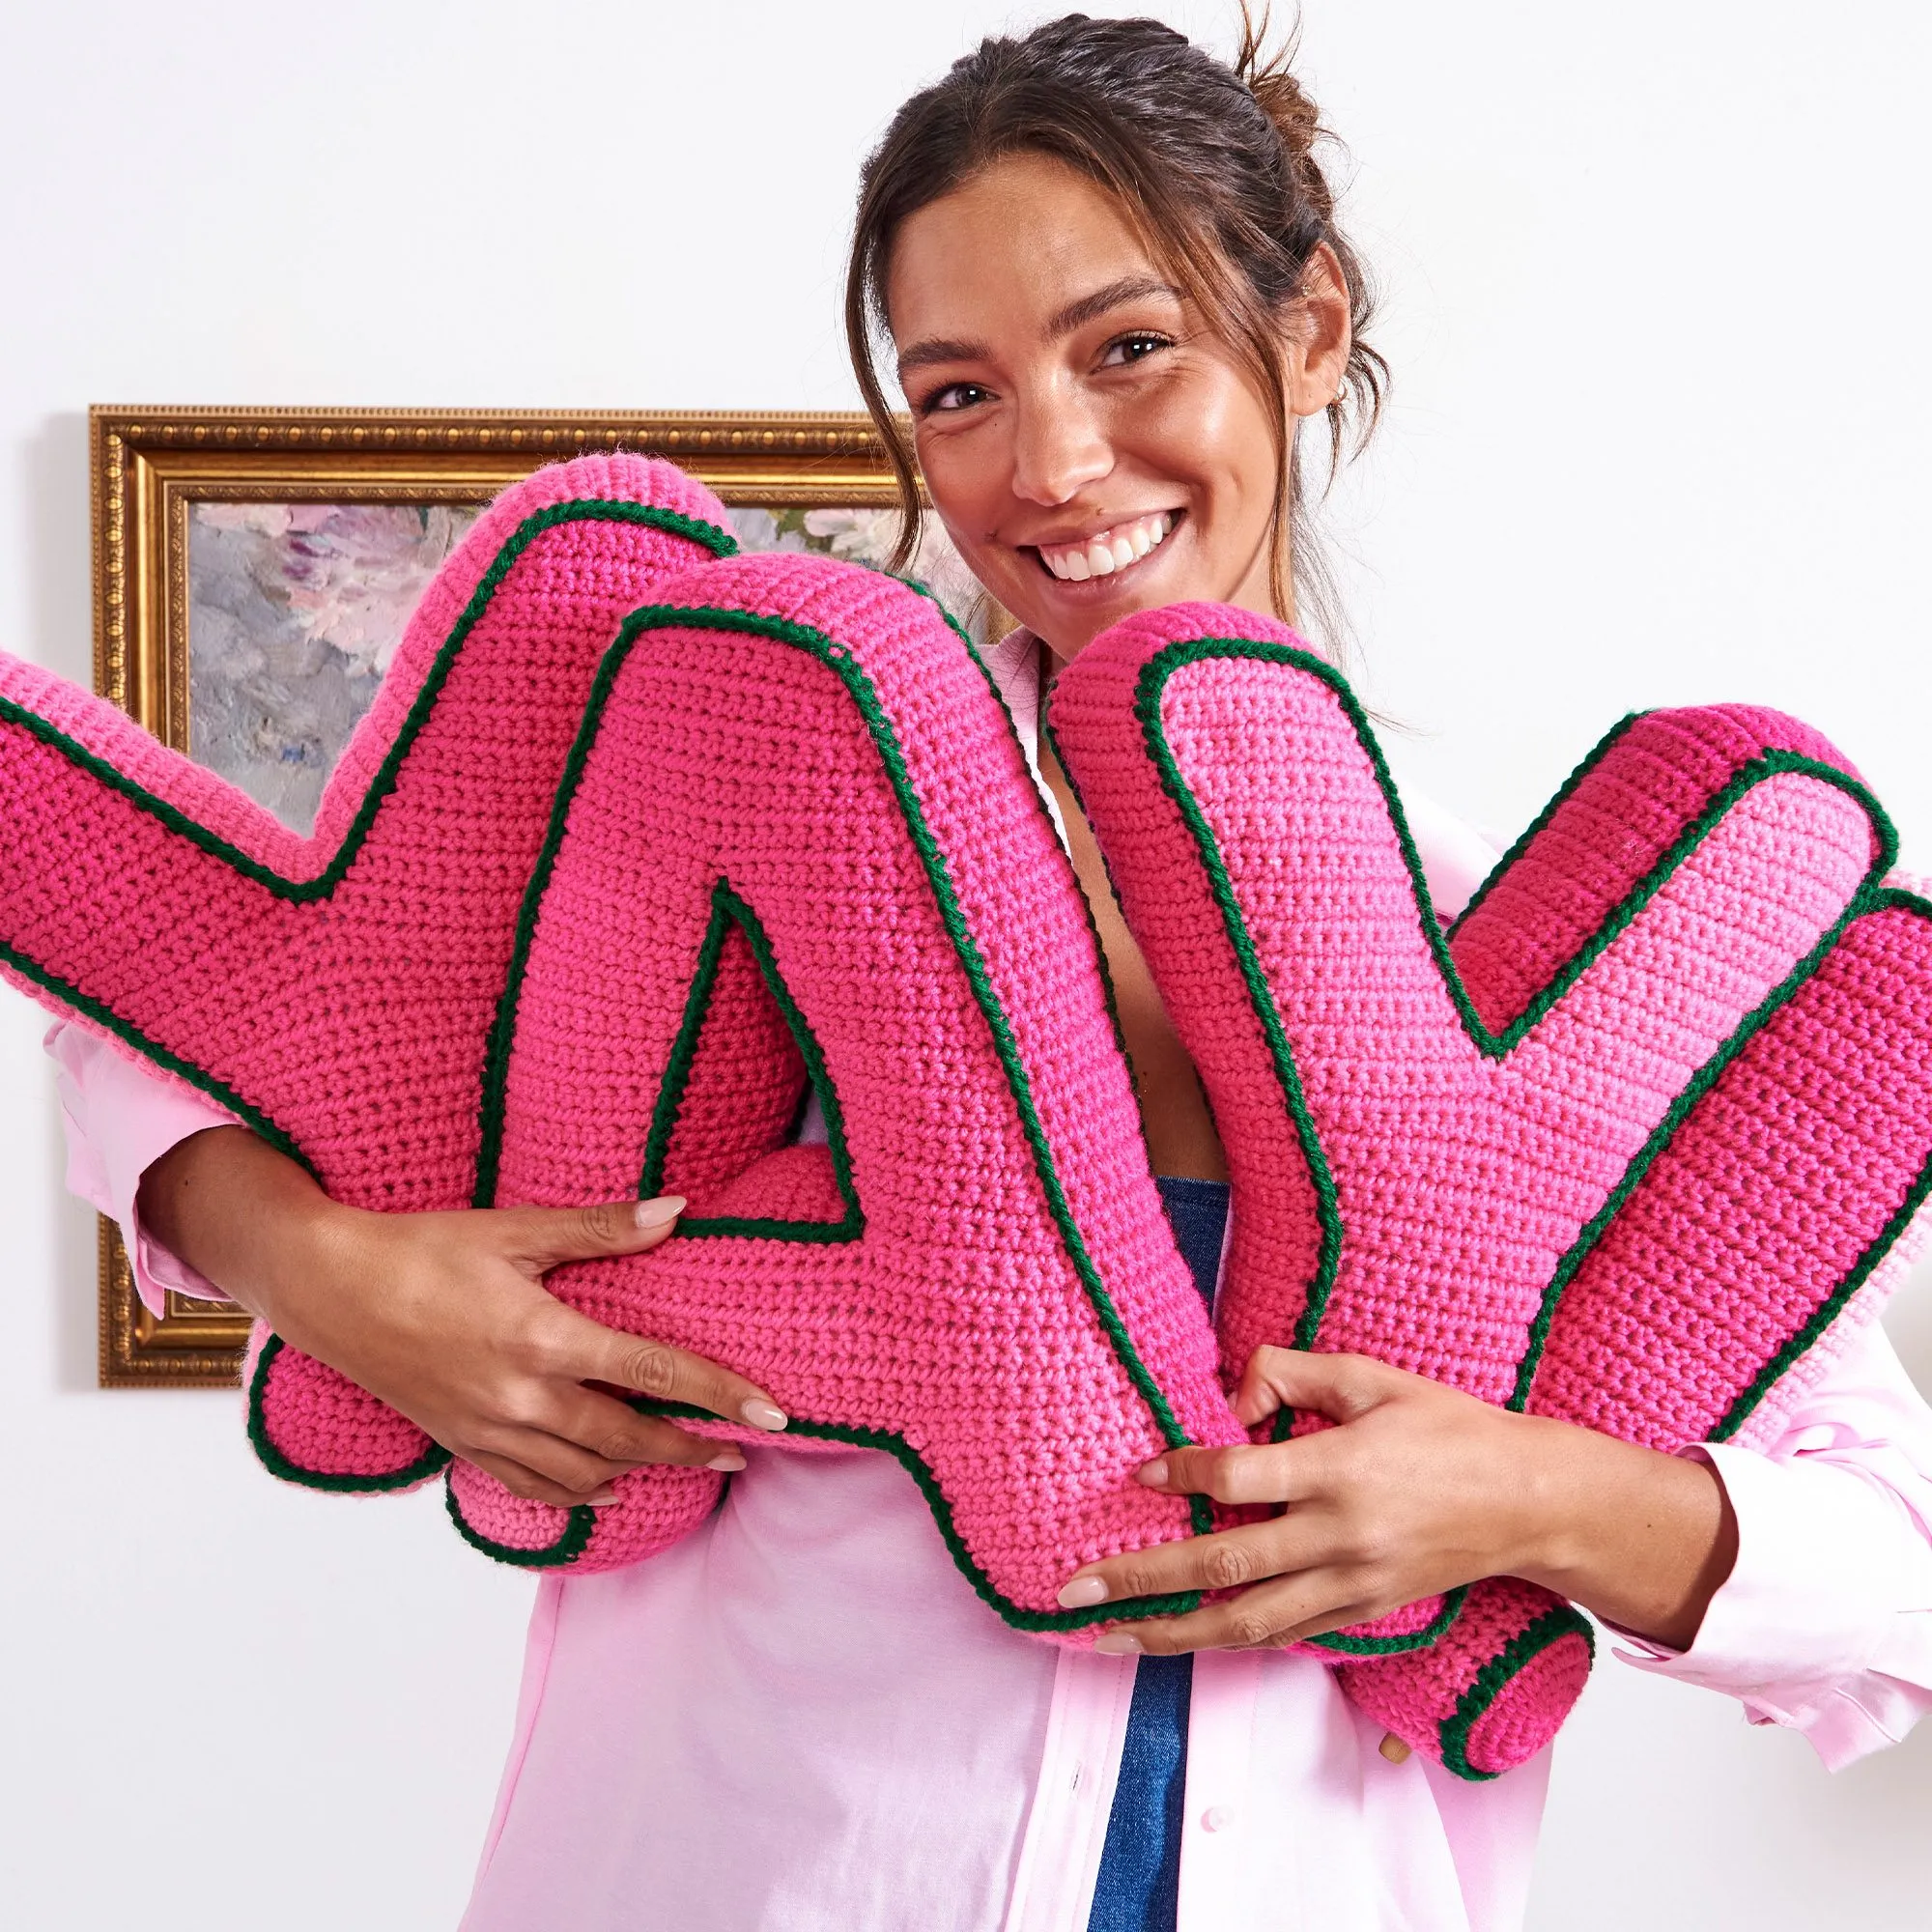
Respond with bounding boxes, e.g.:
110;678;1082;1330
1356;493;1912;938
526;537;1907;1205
1514;1414;1740;1651
135;1124;340;1327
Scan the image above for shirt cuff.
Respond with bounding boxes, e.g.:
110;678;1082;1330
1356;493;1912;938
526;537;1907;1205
47;1021;241;1316
1614;1442;1932;1769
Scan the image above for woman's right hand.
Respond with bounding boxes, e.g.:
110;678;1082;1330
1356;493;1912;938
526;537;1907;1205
137;1125;789;1509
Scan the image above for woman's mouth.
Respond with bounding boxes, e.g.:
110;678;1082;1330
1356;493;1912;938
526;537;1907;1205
1033;510;1180;583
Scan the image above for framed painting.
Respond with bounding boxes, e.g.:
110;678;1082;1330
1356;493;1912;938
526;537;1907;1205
90;405;998;1386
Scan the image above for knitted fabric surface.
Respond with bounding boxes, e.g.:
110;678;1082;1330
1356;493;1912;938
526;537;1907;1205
0;494;1253;1633
1048;603;1932;1776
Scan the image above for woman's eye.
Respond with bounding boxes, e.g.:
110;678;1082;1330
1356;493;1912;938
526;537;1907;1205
921;382;990;415
1099;332;1173;368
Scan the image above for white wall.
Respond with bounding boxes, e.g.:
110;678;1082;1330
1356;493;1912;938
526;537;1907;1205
1;3;1926;1926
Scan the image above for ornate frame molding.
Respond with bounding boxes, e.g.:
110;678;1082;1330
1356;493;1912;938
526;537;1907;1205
91;405;903;1385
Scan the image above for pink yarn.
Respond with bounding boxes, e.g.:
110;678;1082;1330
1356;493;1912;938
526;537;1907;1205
1048;602;1932;1774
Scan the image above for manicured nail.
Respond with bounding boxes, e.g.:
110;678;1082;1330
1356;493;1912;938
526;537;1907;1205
1094;1632;1143;1656
707;1450;748;1473
1378;1732;1413;1765
634;1196;686;1229
1058;1576;1110;1609
1136;1458;1170;1488
741;1398;788;1432
583;1489;621;1508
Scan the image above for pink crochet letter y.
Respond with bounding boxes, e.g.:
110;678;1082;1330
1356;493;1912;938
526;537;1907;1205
1050;604;1932;1776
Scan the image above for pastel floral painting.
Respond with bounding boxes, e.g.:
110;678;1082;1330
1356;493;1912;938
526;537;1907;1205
187;498;997;834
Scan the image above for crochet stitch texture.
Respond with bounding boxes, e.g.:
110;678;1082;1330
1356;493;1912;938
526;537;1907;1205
1047;603;1932;1774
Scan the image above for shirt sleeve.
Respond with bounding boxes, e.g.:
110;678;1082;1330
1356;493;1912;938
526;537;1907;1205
46;1019;241;1314
1611;1317;1932;1769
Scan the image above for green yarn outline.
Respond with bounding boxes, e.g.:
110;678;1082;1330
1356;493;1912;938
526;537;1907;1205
1436;1601;1598;1781
637;878;865;1242
244;1334;452;1490
1126;634;1907;1653
442;1483;597;1569
0;497;734;1492
1308;1584;1470;1657
462;596;1218;1609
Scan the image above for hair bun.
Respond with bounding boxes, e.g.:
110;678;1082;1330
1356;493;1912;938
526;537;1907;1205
1236;15;1334;222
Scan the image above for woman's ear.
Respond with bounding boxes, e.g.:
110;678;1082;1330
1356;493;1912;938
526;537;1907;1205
1283;241;1352;418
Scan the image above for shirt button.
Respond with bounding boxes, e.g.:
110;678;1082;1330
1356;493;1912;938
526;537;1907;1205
1200;1804;1236;1833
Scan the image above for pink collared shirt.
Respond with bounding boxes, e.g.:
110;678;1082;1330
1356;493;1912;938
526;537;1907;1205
47;642;1932;1931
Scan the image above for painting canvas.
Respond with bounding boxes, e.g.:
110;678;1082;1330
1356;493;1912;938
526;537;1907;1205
186;501;994;835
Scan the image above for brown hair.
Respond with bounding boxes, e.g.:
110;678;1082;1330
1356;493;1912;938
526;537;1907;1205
844;6;1386;646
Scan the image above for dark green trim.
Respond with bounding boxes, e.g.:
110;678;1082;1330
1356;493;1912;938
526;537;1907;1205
1442;712;1641;943
443;1480;598;1568
1132;643;1348;1357
0;501;733;907
244;1335;452;1492
475;593;1223;1622
0;943;310;1171
1437;1602;1596;1782
1303;1584;1469;1657
639;879;864;1240
1130;637;1904;1438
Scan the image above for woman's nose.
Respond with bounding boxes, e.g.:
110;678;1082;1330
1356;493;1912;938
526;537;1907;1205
1009;391;1113;507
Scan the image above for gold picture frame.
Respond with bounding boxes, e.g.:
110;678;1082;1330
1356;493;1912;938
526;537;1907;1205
91;405;916;1387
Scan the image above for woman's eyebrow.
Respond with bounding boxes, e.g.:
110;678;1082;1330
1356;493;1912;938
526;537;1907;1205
1045;274;1182;340
895;275;1184;380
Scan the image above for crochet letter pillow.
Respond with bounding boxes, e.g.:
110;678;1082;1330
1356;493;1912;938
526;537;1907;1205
0;519;1249;1634
1049;603;1932;1775
0;454;738;1492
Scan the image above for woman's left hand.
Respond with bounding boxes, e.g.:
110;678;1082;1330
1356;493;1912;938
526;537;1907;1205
1058;1348;1738;1655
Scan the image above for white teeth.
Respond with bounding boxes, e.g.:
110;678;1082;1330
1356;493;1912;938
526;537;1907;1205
1037;510;1177;582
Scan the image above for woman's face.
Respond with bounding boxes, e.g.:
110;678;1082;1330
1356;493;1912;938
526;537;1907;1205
886;150;1345;666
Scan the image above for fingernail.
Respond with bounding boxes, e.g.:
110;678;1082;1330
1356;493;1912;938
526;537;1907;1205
1058;1576;1110;1609
1136;1458;1169;1488
741;1398;788;1432
583;1489;621;1508
634;1196;686;1230
707;1450;747;1473
1094;1632;1143;1656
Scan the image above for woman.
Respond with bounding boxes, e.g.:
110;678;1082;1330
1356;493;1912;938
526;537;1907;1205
53;14;1932;1931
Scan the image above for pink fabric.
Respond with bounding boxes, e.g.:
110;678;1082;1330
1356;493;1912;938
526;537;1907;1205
46;805;1932;1931
1048;603;1932;1772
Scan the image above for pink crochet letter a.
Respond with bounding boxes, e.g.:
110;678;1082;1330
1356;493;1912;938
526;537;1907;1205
0;491;1250;1634
1050;603;1932;1776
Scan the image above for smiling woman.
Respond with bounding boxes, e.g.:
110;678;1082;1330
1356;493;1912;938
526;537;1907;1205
39;10;1932;1932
